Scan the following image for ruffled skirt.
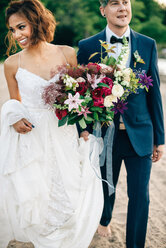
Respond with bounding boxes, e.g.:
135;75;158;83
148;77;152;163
0;105;103;248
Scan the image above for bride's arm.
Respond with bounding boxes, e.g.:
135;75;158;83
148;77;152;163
4;55;33;134
4;54;21;101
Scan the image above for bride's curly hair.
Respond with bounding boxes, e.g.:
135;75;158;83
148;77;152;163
5;0;57;56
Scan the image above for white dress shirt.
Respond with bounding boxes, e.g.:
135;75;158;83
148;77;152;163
106;25;131;126
106;25;131;67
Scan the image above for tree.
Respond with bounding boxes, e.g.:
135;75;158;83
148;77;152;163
0;0;10;60
0;0;166;61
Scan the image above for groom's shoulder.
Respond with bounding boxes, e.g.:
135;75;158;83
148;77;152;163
78;30;105;47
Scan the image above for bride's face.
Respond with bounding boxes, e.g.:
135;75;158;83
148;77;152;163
8;13;32;48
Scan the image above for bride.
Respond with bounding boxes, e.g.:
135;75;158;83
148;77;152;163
0;0;103;247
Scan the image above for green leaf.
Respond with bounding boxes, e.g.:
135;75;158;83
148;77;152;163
85;96;92;103
106;115;113;121
89;52;99;60
101;56;109;64
107;56;116;66
68;114;82;125
100;117;106;122
98;83;110;89
81;102;87;106
79;118;87;129
85;120;93;124
90;106;103;113
93;112;99;121
58;115;68;127
85;115;94;122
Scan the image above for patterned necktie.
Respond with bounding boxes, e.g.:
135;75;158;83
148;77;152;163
110;35;129;44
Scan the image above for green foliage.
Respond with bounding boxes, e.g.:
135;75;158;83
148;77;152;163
138;16;166;43
130;1;146;30
0;0;166;61
45;0;104;46
0;0;10;61
130;0;166;43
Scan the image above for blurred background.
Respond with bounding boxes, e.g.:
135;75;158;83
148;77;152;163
0;0;166;60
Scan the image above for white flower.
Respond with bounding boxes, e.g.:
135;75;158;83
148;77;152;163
122;68;131;82
104;94;118;107
121;80;130;87
98;63;113;74
64;92;83;111
134;50;141;61
63;74;77;88
114;70;123;78
112;84;124;97
117;64;126;70
76;77;86;83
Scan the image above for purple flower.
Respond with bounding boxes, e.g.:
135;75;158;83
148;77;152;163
112;98;128;114
138;73;153;89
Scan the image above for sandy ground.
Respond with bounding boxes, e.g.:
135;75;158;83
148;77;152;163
0;62;166;248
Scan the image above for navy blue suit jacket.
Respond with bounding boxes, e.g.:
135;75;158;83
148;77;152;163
77;29;165;157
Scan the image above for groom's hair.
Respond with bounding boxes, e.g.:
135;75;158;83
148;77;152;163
99;0;108;6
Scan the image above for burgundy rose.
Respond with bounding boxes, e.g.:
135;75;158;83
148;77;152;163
101;77;113;87
101;77;113;96
67;66;85;78
55;109;68;120
87;63;101;74
92;88;104;100
103;87;112;96
93;98;104;108
76;82;88;96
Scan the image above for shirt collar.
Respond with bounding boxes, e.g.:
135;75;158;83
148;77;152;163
106;25;130;43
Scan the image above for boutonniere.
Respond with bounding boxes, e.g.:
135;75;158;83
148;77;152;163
133;50;145;68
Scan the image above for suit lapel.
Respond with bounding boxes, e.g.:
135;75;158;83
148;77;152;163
130;29;138;69
92;29;106;63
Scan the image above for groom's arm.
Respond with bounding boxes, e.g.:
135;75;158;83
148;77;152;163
146;40;165;161
77;40;90;65
146;40;165;146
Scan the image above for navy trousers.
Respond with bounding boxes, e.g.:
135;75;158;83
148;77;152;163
100;129;152;248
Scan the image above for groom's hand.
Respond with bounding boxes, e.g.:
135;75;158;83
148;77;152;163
152;145;164;162
80;131;89;141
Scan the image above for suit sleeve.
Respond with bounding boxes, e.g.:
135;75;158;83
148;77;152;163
77;41;90;65
147;40;165;146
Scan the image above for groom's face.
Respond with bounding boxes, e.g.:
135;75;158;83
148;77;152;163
100;0;132;34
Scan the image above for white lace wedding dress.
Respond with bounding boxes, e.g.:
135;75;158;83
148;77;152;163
0;67;103;248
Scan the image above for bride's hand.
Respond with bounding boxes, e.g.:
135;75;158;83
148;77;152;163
80;131;89;141
13;118;34;134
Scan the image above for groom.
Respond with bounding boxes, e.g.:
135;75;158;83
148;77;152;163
77;0;165;247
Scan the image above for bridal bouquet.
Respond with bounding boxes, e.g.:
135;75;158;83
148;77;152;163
42;38;153;129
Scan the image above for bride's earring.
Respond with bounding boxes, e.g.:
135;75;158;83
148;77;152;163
103;12;106;17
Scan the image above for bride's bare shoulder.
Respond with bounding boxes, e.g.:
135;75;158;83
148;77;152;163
59;45;77;66
58;45;75;54
4;51;22;73
48;44;77;66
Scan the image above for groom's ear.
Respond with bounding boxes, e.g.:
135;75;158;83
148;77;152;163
100;6;106;17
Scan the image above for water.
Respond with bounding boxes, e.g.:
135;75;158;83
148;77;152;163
158;59;166;75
